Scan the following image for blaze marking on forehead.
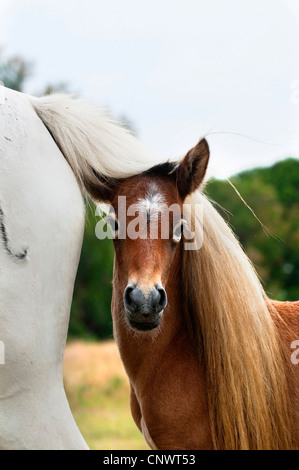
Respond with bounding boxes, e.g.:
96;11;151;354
135;184;166;221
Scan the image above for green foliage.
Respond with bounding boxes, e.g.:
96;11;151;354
206;158;299;301
69;203;115;340
38;82;71;96
0;48;32;91
0;47;70;95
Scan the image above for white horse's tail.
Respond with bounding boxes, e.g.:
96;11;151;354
29;94;162;199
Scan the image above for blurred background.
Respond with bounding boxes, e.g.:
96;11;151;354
1;0;299;450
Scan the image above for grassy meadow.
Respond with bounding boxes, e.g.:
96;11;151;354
63;340;149;450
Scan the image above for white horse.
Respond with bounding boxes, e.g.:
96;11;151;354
0;86;162;449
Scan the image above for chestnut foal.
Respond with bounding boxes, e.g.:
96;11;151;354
94;139;299;450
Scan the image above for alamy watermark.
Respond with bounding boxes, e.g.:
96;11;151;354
95;197;204;250
291;340;299;365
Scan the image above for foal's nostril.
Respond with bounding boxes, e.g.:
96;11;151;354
156;286;167;312
124;284;136;308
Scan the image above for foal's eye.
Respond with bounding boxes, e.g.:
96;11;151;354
107;215;119;238
173;219;186;243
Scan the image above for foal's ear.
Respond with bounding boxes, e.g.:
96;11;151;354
85;170;121;203
176;138;210;200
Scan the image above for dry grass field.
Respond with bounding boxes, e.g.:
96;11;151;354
63;340;149;450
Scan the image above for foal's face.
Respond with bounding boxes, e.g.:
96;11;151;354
110;174;184;332
93;139;210;333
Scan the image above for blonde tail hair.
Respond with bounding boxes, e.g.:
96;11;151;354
29;93;163;195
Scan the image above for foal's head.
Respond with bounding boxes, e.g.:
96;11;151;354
94;139;210;332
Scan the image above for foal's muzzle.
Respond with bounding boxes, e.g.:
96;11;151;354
123;283;167;332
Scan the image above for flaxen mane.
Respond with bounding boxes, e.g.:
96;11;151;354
182;190;295;450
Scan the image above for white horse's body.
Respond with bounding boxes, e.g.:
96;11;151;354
0;86;164;449
0;88;87;449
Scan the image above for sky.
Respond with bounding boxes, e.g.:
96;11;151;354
1;0;299;179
